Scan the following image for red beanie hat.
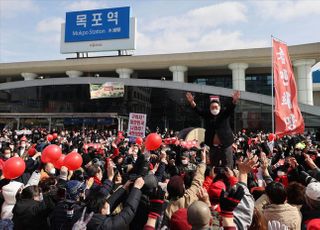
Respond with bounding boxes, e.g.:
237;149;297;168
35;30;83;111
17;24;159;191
208;180;226;204
170;208;191;230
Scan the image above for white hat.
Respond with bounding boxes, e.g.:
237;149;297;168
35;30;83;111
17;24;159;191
306;182;320;201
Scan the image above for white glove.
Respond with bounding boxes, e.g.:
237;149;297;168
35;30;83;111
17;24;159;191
268;220;289;230
72;207;94;230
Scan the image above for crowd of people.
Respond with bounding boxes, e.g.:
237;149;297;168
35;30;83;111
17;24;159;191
0;90;319;230
0;126;319;230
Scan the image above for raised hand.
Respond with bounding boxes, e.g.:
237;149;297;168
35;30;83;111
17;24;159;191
219;185;244;217
232;91;240;104
72;207;94;230
186;92;194;104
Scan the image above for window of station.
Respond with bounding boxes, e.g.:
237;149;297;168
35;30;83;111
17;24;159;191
313;70;320;83
0;85;318;131
189;75;232;88
246;74;272;96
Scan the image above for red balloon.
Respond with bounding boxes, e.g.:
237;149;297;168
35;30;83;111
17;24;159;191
64;152;83;170
42;144;62;163
164;138;171;145
145;133;162;151
268;133;276;142
41;152;50;163
52;133;58;139
170;137;177;144
47;134;53;142
180;141;186;148
3;157;26;179
53;154;65;169
136;136;143;145
27;147;37;157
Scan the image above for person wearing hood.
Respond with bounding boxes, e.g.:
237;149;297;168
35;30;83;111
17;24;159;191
186;91;240;169
1;181;24;220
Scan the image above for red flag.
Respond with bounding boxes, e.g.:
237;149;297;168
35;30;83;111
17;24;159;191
273;38;304;137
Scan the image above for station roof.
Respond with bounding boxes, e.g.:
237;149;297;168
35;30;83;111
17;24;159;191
0;42;319;77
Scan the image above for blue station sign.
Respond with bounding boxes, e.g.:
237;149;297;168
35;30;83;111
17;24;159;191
65;7;130;42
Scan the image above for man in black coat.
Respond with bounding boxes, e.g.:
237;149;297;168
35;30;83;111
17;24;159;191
84;177;144;230
186;91;240;168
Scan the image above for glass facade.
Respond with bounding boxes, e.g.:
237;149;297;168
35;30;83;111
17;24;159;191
189;75;232;88
0;85;318;132
313;70;320;83
245;74;272;96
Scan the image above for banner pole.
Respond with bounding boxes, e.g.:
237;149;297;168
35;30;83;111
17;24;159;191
271;35;275;134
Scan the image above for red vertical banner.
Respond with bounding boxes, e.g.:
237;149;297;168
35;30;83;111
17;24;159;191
273;38;304;137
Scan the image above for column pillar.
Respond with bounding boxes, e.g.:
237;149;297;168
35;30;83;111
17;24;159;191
21;72;37;81
66;70;83;78
116;68;133;79
228;63;248;91
293;59;316;105
169;66;188;82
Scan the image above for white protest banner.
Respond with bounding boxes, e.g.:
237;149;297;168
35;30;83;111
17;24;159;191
128;113;147;138
90;82;124;99
15;130;32;135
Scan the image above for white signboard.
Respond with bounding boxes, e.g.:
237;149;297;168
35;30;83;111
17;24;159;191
128;113;147;138
15;130;32;135
60;17;136;53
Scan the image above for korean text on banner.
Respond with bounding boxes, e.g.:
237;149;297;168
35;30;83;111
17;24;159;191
273;38;304;137
128;113;147;138
90;82;124;99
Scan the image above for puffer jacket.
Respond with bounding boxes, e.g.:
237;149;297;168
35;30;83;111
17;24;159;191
1;181;24;219
263;203;302;230
165;162;206;218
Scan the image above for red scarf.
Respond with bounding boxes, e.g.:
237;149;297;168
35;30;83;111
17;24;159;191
94;177;102;186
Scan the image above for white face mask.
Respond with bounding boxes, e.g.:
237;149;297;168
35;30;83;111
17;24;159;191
49;168;56;175
181;159;188;165
21;143;26;148
210;109;220;115
4;153;11;159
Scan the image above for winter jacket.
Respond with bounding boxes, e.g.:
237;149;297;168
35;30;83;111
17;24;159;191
86;187;142;230
12;195;56;230
1;181;24;220
165;162;206;218
263;203;302;230
50;200;83;230
233;182;255;230
309;168;320;181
